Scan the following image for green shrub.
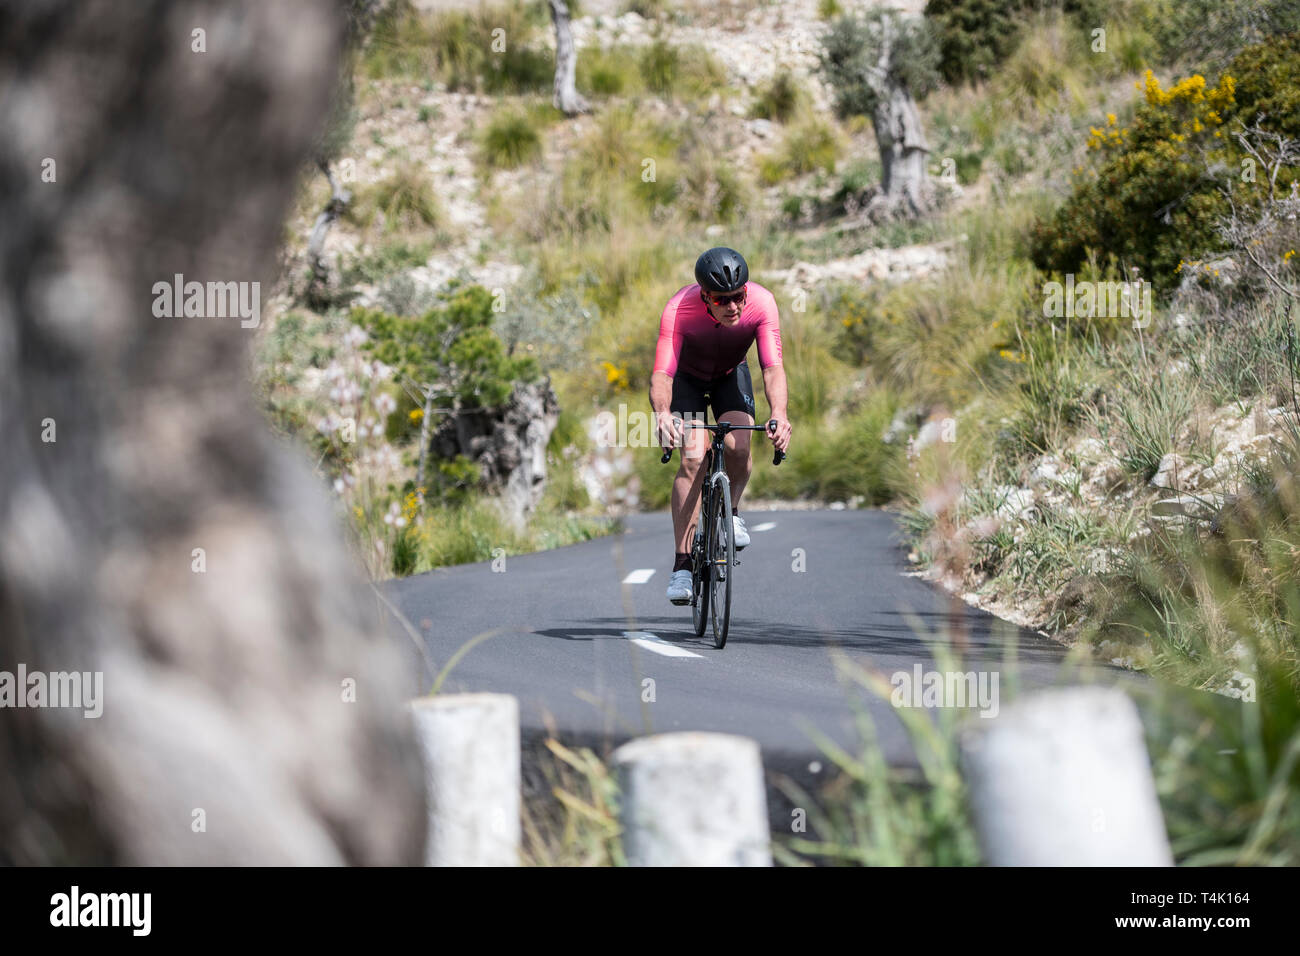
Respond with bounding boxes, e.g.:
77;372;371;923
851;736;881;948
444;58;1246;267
339;240;433;287
833;157;881;203
1144;0;1300;72
1229;32;1300;138
925;0;1030;85
364;0;551;93
997;21;1073;103
1031;33;1300;293
1187;298;1298;407
1093;360;1198;479
363;0;437;79
516;105;680;236
431;454;482;506
480;109;543;169
353;281;539;410
578;45;642;95
945;150;983;185
829;261;1035;408
780;193;807;221
493;274;602;373
996;317;1107;461
481;45;554;96
1115;23;1157;72
749;71;809;122
392;524;421;576
758;117;841;184
574;105;679;184
676;154;747;222
638;40;726;102
639;39;680;96
354;163;441;233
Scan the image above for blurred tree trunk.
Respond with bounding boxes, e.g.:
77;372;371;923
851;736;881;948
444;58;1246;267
306;0;379;307
874;81;932;217
306;158;353;309
549;0;589;116
0;0;426;864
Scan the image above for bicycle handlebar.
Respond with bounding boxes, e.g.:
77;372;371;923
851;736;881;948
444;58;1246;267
659;419;787;466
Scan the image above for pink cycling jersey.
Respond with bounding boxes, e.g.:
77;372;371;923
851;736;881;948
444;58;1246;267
652;281;783;381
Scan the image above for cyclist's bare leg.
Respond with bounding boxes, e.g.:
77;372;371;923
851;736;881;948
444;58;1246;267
718;409;754;511
671;422;709;553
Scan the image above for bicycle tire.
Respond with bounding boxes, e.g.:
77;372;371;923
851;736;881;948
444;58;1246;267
710;474;733;649
692;476;710;638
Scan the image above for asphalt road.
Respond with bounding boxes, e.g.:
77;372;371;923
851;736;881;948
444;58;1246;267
383;508;1134;767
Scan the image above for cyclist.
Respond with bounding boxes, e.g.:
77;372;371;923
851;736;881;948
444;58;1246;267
650;246;793;605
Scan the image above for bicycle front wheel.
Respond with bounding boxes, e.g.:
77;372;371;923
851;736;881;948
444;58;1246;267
710;475;734;649
692;490;710;638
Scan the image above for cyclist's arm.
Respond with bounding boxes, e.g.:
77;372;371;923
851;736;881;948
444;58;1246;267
761;364;789;423
755;291;791;451
651;302;683;445
761;364;792;453
649;371;674;419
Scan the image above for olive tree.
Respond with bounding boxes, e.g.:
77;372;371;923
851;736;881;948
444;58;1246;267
819;10;942;219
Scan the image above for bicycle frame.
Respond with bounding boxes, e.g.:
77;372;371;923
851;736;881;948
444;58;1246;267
691;423;739;569
660;418;784;647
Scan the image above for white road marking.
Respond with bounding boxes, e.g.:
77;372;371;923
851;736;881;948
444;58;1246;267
622;568;656;584
623;631;705;659
751;521;777;532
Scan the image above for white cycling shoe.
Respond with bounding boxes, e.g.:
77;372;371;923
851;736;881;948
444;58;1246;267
732;515;750;550
666;569;693;605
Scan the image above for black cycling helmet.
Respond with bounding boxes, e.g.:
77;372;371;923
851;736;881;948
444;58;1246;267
694;247;749;294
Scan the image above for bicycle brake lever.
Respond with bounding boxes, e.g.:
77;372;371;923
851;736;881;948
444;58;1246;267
767;419;786;466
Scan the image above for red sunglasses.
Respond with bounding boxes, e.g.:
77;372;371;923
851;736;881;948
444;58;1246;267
702;289;746;306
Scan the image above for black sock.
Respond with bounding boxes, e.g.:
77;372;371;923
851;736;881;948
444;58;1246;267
673;552;691;572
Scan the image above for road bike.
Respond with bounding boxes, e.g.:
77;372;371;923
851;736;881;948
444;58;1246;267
661;418;785;648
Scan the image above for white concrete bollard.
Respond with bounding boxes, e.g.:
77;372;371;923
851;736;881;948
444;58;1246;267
960;686;1173;866
611;732;772;866
410;693;520;866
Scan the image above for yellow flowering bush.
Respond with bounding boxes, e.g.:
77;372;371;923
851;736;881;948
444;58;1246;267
1032;34;1299;291
600;360;630;390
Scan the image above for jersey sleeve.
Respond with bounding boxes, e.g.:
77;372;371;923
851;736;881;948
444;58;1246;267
652;295;683;377
755;294;783;369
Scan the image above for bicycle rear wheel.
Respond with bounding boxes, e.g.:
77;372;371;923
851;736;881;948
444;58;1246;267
710;475;734;649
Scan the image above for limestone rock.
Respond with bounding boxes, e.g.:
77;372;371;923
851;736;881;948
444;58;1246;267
430;380;561;528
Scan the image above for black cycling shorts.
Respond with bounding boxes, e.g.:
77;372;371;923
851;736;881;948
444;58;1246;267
669;361;756;421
